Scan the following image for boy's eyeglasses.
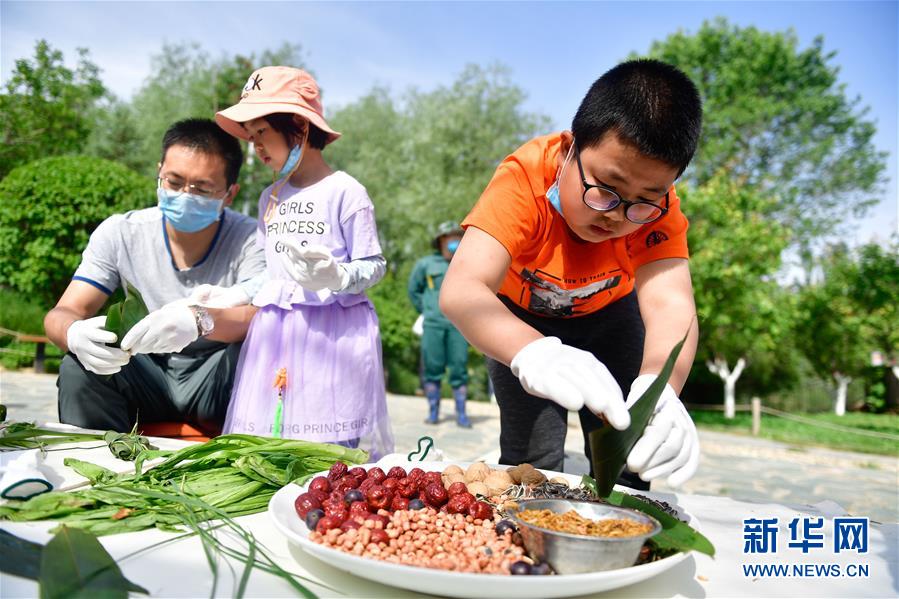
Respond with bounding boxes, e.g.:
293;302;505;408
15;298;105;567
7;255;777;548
158;175;228;199
574;145;669;224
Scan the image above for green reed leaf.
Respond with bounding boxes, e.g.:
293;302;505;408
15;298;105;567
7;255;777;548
589;329;689;498
39;526;148;599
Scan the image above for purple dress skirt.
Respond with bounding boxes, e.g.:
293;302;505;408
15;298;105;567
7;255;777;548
222;300;394;460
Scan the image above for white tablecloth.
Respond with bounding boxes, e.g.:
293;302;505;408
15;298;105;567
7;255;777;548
1;440;896;598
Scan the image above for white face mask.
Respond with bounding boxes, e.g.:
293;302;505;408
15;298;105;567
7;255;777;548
546;142;576;214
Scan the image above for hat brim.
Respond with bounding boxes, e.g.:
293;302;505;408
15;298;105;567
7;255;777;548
215;102;341;145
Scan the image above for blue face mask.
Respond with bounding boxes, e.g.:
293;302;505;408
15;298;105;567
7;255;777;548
279;144;303;177
546;143;576;215
157;187;224;232
446;240;460;254
546;183;562;213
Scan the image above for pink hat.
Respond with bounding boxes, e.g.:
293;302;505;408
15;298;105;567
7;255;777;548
215;66;341;144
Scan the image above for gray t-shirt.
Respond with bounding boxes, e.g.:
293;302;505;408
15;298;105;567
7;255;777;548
73;206;265;352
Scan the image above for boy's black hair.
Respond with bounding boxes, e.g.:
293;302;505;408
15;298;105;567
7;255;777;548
572;59;702;176
161;118;243;186
264;113;329;150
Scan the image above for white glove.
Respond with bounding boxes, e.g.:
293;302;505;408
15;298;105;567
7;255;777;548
66;316;131;375
120;302;198;355
412;314;424;337
189;284;251;308
625;374;700;486
510;337;630;430
279;240;349;292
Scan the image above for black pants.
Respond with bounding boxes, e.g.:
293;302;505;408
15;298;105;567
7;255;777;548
57;343;242;437
487;291;648;489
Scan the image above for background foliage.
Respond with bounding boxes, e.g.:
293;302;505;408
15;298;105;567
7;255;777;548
0;21;895;412
0;155;152;308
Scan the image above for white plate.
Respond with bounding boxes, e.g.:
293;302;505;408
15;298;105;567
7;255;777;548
268;461;692;599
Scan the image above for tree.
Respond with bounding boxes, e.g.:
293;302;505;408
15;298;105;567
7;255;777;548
0;40;106;178
685;173;794;417
127;43;304;210
795;245;879;414
0;156;152;307
326;64;550;393
83;99;145;174
797;239;899;413
643;18;887;248
851;240;899;371
328;64;550;271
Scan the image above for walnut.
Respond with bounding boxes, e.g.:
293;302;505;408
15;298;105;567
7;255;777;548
520;468;547;486
464;461;491;483
484;471;514;496
467;481;489;497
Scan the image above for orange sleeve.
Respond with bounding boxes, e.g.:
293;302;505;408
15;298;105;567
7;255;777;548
461;157;543;260
626;187;690;269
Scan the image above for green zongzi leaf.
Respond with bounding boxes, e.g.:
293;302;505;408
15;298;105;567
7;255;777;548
589;329;688;497
104;283;149;347
103;422;156;461
0;529;43;580
580;475;715;557
607;489;715;557
39;526;148;598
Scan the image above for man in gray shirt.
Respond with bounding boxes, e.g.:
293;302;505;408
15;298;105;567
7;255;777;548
44;119;266;436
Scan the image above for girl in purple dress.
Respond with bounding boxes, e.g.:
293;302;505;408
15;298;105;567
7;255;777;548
215;66;393;458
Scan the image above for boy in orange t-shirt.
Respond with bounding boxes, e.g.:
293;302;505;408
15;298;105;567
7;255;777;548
441;59;702;489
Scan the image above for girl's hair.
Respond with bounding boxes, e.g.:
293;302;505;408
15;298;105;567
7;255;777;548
263;113;329;150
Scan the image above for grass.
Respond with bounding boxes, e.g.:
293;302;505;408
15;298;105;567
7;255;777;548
690;409;899;457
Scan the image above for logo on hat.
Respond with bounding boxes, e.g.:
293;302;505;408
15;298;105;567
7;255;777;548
241;74;264;99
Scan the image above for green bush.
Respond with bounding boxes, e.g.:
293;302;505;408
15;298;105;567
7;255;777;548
0;286;63;371
0;286;47;334
370;273;421;395
369;272;493;400
0;155;153;307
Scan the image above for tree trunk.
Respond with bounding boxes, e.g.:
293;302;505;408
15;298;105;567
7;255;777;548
833;372;851;416
707;357;747;419
887;366;899;412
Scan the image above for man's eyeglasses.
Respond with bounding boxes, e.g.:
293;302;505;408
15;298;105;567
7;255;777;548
158;175;228;200
574;145;669;224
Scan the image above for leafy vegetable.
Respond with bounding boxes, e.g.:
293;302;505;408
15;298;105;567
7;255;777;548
588;330;688;497
39;526;148;598
581;475;715;557
104;282;148;347
1;435;358;599
0;434;367;536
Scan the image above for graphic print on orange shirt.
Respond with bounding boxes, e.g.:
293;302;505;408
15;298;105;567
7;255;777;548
462;133;690;319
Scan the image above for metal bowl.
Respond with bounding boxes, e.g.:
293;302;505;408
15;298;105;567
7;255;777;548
508;499;661;574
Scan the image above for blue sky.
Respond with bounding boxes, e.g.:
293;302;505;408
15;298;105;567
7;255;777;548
2;1;896;244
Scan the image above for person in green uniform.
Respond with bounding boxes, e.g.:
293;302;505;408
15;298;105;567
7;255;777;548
408;222;471;427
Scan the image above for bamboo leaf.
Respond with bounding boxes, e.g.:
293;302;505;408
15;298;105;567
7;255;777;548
0;529;43;580
104;282;149;347
580;475;715;557
39;525;148;598
103;423;156;461
589;329;689;497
